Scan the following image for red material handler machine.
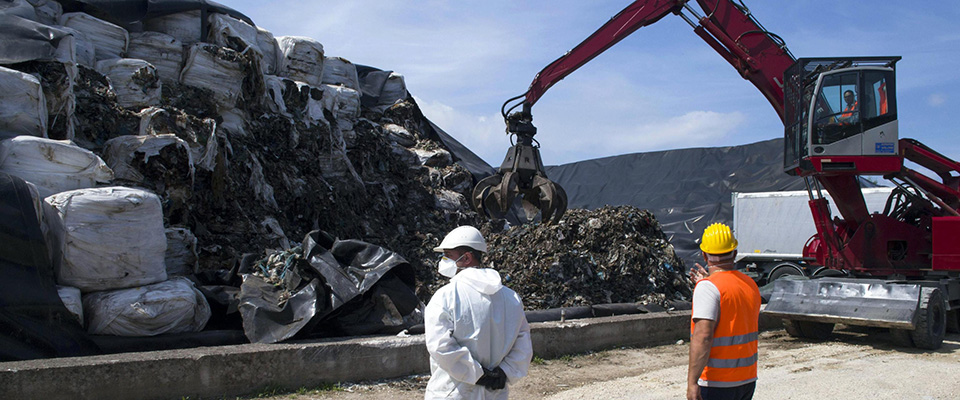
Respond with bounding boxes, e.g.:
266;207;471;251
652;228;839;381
475;0;960;349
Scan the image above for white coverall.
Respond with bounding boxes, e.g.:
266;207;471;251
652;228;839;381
424;267;533;400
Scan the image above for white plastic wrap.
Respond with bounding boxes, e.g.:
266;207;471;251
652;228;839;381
82;277;211;336
276;36;324;87
0;136;113;198
101;133;194;184
164;228;198;276
180;43;244;109
57;285;83;325
127;32;183;83
322;84;361;131
321;57;360;91
262;74;287;114
60;12;128;62
256;27;280;75
376;72;408;111
207;13;258;53
0;66;47;139
46;187;168;292
57;26;96;68
1;0;38;21
142;9;202;45
95;58;162;109
28;0;61;25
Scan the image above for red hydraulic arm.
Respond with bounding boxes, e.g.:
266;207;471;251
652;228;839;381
522;0;796;122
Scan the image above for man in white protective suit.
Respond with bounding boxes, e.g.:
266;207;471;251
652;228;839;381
424;225;533;400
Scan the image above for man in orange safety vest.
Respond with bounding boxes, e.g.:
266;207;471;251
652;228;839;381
687;223;761;400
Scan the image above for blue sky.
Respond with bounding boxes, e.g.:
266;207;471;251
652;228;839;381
227;1;960;170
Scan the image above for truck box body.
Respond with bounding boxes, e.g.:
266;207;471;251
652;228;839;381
732;187;894;264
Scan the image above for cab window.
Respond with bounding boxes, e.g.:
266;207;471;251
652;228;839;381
813;72;860;145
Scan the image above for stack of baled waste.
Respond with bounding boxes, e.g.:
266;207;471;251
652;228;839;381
0;0;476;344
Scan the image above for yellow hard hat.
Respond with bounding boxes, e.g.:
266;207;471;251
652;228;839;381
699;223;738;254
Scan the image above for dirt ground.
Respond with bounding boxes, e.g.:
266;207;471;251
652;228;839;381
250;328;960;400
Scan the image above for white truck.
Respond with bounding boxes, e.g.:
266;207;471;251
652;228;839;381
732;187;895;284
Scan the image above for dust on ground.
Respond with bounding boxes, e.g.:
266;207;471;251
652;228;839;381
245;329;960;400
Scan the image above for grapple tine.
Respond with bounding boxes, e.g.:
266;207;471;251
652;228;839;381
531;174;568;224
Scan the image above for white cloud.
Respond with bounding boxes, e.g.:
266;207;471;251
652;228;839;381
928;93;947;106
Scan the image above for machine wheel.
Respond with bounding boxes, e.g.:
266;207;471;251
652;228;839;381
812;267;845;278
767;263;804;283
947;309;960;334
782;319;834;340
910;288;946;350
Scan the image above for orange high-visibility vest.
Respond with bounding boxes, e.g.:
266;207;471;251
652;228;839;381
691;270;761;386
840;101;858;120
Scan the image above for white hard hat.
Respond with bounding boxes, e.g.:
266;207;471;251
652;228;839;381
433;225;487;253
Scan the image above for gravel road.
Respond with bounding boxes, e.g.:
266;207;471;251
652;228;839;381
256;328;960;400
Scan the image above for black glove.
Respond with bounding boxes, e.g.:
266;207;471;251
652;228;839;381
475;366;507;390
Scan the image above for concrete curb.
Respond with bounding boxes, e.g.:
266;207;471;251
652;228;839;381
0;310;785;399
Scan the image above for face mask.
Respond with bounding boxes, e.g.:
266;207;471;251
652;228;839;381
438;254;465;278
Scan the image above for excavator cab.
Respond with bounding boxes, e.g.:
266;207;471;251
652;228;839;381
784;57;902;177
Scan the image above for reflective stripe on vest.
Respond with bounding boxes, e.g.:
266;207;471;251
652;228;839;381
690;270;761;385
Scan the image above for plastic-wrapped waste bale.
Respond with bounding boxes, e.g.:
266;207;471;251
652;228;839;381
82;277;211;336
46;187;168;292
59;12;128;62
180;43;245;110
102;133;194;182
321;84;360;131
143;10;202;45
383;123;416;147
0;136;113;198
165;228;198;276
375;72;408;112
56;285;83;326
58;26;96;67
321;57;359;91
101;134;194;221
136;106;215;162
1;0;38;21
256;27;280;75
276;36;324;87
28;0;61;26
207;13;258;53
0;66;47;139
95;58;161;109
13;60;78;140
127;32;183;83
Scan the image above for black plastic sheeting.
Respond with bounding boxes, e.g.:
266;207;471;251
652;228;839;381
0;172;100;361
236;230;422;344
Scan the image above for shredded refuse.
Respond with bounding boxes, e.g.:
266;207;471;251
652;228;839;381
480;206;691;309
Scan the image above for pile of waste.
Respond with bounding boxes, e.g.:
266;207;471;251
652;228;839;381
0;1;693;359
481;206;692;309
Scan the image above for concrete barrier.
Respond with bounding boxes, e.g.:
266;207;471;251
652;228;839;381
0;309;783;399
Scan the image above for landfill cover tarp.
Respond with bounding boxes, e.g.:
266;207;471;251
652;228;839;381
238;230;422;344
545;138;808;267
0;172;99;361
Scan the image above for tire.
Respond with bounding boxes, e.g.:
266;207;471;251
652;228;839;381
910;288;946;350
782;319;834;340
812;267;845;278
767;263;804;283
